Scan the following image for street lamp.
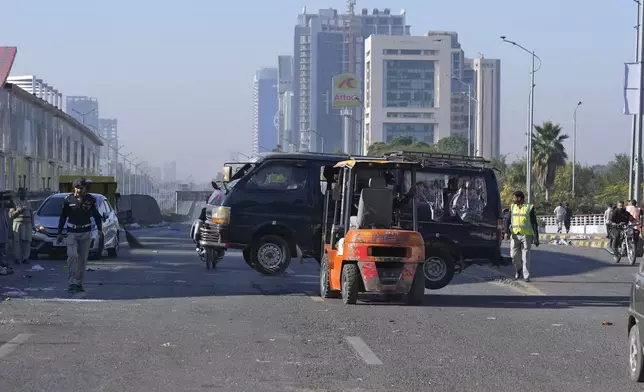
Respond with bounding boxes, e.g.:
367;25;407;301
71;108;97;126
308;129;325;152
452;76;477;156
572;101;582;198
501;36;542;204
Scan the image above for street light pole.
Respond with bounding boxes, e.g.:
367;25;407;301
630;0;642;200
501;36;542;204
572;101;582;198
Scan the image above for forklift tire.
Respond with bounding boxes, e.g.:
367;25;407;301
423;249;455;290
251;235;292;276
320;253;340;299
341;263;360;305
407;264;426;305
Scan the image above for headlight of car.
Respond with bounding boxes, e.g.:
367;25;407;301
210;206;231;225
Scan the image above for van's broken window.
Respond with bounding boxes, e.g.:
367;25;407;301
449;176;487;223
405;172;487;222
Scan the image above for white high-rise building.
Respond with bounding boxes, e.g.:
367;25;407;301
471;56;501;158
98;119;118;176
363;32;463;152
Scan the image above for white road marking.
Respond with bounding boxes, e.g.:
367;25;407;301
345;336;383;365
309;296;324;302
0;333;34;359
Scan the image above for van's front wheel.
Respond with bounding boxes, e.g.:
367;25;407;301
251;235;292;276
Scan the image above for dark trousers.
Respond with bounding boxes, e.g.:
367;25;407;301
611;227;623;253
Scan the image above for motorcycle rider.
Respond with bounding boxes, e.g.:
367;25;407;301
609;201;638;256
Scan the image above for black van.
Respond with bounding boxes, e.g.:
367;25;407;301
386;151;508;290
199;152;350;275
200;151;508;285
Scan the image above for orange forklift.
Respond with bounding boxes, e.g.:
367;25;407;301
319;159;426;305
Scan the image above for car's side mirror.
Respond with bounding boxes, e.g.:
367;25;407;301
211;180;220;190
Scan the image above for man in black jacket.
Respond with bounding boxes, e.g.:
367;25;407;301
609;201;637;256
56;178;102;293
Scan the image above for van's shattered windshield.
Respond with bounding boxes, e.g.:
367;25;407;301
404;171;487;223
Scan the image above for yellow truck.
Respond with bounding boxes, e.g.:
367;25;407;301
58;176;119;206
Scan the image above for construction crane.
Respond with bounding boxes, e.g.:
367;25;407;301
346;0;356;74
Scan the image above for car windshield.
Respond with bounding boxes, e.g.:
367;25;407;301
38;197;65;216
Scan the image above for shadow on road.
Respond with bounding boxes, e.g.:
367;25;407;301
425;294;629;309
450;245;634;286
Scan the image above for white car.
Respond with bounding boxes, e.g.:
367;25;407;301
31;193;120;259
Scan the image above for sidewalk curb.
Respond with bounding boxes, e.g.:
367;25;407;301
539;234;604;241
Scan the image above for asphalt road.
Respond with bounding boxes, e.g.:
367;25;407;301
0;226;639;392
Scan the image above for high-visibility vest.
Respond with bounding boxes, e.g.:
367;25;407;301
511;203;534;235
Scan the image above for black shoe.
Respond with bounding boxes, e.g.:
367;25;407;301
21;259;30;264
524;278;531;283
76;285;85;292
514;272;522;280
67;284;77;293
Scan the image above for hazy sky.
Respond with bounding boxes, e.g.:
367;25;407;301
1;0;634;180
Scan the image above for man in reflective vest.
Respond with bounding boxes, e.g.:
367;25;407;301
508;190;539;282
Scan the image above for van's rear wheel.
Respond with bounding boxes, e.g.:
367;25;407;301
423;250;455;290
251;235;291;276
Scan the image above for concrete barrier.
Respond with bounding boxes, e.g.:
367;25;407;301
116;194;163;224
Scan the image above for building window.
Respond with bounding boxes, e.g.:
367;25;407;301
400;49;422;55
423;50;438;55
73;141;78;166
81;144;85;168
383;49;398;55
386;112;434;119
383;60;435;108
384;123;435;144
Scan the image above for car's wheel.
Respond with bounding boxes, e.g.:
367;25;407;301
423;249;455;290
629;323;644;382
341;263;360;305
320;253;340;299
107;232;119;258
251;235;292;276
407;264;426;305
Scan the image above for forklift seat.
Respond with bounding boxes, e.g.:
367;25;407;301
356;177;393;229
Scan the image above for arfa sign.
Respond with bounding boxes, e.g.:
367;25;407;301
332;73;361;108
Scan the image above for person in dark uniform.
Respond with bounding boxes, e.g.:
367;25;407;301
609;200;638;256
55;178;102;293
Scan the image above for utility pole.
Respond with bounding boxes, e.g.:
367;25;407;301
572;101;582;198
342;0;356;155
635;1;644;202
630;0;642;200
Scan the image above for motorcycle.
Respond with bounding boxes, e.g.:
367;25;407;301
614;221;639;265
190;204;225;270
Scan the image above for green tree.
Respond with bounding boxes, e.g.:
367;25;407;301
531;121;568;202
435;135;468;155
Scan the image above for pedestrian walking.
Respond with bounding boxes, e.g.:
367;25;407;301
554;202;566;233
604;203;615;239
9;188;33;265
0;192;14;275
507;190;539;282
563;203;573;233
56;178;103;293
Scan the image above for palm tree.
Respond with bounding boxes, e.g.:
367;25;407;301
531;121;569;202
